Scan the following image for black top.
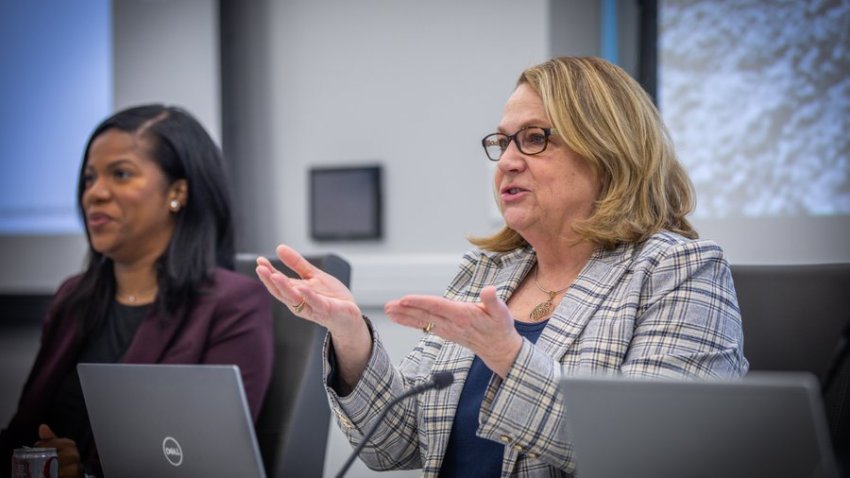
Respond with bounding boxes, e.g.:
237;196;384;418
440;319;550;477
46;301;151;471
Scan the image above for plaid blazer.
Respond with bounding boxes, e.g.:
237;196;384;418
325;231;748;477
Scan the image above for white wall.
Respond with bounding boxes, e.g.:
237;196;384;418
112;0;221;143
695;217;850;265
222;0;550;307
0;235;88;292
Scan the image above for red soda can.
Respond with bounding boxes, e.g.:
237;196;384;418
11;448;59;478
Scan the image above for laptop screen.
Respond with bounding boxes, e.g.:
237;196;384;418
78;363;266;478
559;373;839;478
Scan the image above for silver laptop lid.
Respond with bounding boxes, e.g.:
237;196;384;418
78;363;266;478
559;372;839;478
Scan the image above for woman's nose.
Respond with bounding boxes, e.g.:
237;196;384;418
497;141;527;172
83;177;110;203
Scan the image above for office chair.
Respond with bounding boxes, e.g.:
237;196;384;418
235;253;351;478
730;263;850;377
730;263;850;469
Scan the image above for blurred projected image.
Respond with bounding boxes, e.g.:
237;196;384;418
659;0;850;218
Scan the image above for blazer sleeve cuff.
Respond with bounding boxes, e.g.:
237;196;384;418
323;315;394;437
478;338;573;470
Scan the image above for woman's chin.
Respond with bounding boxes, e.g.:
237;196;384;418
502;216;528;234
501;212;531;232
88;239;116;258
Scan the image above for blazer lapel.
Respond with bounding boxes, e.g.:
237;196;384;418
425;340;473;470
422;245;632;468
537;243;635;359
481;246;538;304
424;248;537;465
121;308;185;363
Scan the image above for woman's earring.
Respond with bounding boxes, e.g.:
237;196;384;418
170;199;181;212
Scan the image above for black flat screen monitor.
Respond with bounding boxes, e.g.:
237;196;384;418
310;165;382;241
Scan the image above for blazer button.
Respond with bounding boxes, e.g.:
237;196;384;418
527;452;540;459
499;435;511;444
511;444;524;453
336;412;353;429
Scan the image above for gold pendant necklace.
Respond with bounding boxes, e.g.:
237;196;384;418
529;268;571;321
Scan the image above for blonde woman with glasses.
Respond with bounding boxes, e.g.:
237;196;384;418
257;56;747;477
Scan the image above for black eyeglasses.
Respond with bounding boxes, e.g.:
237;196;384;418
481;126;554;161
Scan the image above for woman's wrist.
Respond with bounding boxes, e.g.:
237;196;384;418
328;314;370;349
328;315;373;393
483;333;523;379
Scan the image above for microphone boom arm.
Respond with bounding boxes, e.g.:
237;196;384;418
334;372;454;478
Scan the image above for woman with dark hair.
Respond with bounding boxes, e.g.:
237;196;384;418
0;105;273;478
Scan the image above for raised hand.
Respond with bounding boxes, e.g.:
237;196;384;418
255;244;363;327
385;286;523;378
255;243;371;389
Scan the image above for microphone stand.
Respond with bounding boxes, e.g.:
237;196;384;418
335;372;453;478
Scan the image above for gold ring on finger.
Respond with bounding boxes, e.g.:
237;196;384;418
292;298;306;313
422;322;434;334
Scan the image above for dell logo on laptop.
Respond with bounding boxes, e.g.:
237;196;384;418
162;436;183;466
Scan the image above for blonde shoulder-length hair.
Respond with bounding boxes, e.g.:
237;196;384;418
470;56;697;252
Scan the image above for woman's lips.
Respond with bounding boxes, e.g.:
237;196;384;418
501;186;529;202
87;213;113;228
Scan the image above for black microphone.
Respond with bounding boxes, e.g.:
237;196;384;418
335;371;454;478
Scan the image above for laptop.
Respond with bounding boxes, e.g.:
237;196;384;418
78;363;267;478
559;373;840;478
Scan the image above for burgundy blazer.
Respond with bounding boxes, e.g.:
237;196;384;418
0;267;274;476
